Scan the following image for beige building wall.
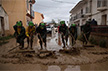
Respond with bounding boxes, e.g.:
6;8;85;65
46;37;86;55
1;0;27;35
33;12;44;25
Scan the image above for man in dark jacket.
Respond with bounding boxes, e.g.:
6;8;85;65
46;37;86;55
36;23;47;50
82;21;92;44
13;21;26;49
91;19;97;26
59;21;69;48
69;24;77;46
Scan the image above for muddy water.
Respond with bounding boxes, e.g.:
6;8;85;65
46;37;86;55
0;61;108;71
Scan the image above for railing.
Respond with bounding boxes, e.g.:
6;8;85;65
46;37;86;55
91;25;108;36
71;13;84;21
97;0;107;8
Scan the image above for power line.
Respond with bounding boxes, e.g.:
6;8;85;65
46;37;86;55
51;0;76;4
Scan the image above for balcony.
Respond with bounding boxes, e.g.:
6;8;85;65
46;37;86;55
26;10;34;19
97;0;108;11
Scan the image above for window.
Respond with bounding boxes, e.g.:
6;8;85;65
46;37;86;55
97;0;107;7
81;9;83;14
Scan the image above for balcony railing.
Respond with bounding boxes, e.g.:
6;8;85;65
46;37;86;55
70;13;85;21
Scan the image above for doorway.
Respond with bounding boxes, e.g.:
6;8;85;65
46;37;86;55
102;14;107;25
0;17;5;36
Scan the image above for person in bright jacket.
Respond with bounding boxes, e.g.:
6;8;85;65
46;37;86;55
36;23;47;50
69;24;77;46
59;21;69;48
26;21;36;49
13;21;26;49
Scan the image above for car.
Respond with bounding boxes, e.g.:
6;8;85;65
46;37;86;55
46;25;52;34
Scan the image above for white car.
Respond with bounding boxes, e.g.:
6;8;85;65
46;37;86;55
46;26;52;34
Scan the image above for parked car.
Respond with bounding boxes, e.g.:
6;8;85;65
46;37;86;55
46;25;52;34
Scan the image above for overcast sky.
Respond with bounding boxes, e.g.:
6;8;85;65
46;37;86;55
33;0;81;23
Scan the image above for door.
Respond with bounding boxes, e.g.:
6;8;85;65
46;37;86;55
102;14;107;25
0;17;5;36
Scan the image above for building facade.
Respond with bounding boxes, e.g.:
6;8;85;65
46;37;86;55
69;0;108;47
69;0;108;26
0;0;35;35
33;12;44;25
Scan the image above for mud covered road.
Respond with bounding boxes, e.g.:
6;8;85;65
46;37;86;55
0;33;108;71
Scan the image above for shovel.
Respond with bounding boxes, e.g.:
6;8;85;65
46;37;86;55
83;33;94;47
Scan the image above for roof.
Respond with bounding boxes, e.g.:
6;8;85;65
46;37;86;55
70;0;85;13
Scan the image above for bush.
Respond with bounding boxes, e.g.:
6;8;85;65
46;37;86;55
99;40;106;48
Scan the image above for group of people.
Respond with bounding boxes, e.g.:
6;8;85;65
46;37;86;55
58;19;95;48
58;21;77;48
13;21;47;50
13;19;94;50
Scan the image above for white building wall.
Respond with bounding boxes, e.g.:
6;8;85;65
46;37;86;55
91;0;108;25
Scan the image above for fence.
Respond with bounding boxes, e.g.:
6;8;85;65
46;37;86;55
91;25;108;37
